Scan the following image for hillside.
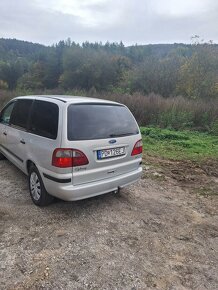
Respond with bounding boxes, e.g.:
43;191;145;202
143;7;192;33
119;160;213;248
0;38;218;99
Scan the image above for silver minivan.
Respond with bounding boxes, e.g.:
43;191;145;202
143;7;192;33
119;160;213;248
0;95;142;206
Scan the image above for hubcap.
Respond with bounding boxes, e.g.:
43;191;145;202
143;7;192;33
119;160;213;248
30;172;41;201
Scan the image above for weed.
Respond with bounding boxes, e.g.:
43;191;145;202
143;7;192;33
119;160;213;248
1;90;218;132
141;127;218;161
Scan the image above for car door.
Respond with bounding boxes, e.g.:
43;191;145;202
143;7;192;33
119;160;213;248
0;101;16;155
27;100;61;172
6;99;33;172
65;103;142;186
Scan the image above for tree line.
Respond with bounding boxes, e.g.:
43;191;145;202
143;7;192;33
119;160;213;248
0;37;218;100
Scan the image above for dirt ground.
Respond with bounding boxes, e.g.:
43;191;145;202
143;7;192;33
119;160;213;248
0;157;218;290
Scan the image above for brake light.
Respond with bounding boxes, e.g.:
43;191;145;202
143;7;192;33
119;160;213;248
131;139;143;156
52;149;89;168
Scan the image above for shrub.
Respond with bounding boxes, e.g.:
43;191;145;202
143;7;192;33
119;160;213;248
0;89;217;133
141;127;190;141
211;120;218;136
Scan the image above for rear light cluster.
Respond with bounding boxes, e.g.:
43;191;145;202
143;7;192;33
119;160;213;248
52;149;89;168
131;139;143;156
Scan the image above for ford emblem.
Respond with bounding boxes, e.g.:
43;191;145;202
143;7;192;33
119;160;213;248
109;139;117;144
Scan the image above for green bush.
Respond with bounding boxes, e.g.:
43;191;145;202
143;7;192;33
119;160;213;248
141;127;190;141
159;110;193;130
211;120;218;136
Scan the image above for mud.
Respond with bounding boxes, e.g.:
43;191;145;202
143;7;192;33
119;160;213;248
0;158;218;289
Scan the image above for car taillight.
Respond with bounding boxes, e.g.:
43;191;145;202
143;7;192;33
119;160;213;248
131;139;143;156
52;149;89;168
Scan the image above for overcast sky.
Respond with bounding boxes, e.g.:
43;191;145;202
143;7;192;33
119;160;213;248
0;0;218;46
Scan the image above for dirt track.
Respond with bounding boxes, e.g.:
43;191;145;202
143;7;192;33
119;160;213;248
0;158;218;290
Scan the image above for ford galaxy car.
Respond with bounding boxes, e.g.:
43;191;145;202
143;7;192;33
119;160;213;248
0;95;142;206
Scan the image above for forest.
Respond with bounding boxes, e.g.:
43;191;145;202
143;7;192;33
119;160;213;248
0;37;218;133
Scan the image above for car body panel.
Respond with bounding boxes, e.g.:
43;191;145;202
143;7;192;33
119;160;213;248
64;136;142;186
4;125;27;172
0;124;7;148
0;95;142;201
39;164;142;201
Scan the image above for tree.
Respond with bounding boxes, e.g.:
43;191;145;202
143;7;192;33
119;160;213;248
18;61;45;90
176;43;218;99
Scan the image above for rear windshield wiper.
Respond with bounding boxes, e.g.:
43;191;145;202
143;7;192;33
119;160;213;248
109;132;138;138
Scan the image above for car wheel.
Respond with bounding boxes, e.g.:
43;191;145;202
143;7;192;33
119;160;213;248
0;152;6;160
28;165;54;206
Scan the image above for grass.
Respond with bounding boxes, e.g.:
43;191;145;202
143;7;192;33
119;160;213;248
141;127;218;161
1;90;218;133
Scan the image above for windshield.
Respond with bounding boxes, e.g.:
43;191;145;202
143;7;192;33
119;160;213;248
67;103;139;141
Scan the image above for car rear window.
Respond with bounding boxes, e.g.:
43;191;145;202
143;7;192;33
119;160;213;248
67;103;139;140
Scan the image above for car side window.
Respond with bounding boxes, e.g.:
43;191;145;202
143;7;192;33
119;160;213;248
10;99;33;130
29;101;59;139
0;102;16;125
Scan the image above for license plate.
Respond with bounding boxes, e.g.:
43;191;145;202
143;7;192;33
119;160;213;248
97;147;126;160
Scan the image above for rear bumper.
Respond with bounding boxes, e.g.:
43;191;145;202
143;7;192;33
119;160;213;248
41;167;142;201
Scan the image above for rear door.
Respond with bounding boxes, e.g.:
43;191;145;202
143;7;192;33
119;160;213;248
6;99;33;171
0;101;16;155
66;103;142;186
27;100;61;172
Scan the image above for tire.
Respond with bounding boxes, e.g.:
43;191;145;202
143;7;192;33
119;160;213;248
28;165;54;206
0;152;6;160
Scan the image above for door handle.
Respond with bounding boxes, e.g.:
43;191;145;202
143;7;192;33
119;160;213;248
3;132;7;136
20;139;26;144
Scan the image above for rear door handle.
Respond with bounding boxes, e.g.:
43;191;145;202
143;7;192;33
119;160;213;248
3;132;7;136
20;139;26;144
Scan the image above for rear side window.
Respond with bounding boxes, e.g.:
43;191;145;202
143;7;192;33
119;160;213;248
10;99;33;130
68;104;139;140
29;101;59;139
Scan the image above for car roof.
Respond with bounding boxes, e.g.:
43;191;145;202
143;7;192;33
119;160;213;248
14;95;121;105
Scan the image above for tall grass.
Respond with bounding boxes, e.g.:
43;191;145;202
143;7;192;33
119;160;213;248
0;89;217;132
97;92;218;132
